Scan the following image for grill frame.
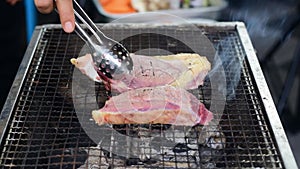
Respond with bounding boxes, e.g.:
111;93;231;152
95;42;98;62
235;23;297;168
0;22;297;168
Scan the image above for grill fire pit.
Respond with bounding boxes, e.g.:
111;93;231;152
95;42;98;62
0;22;297;168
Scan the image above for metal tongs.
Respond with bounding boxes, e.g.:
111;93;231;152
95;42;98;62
57;0;133;80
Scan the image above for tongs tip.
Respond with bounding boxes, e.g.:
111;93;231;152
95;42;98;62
66;0;133;80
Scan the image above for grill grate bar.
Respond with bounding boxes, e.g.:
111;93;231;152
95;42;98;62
242;66;269;168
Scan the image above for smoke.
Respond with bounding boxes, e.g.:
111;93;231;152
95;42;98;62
208;37;244;100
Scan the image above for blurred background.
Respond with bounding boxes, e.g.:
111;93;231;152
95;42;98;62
0;0;299;166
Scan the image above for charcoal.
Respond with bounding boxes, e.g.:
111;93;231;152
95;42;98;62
78;147;124;169
173;143;191;153
201;162;216;168
81;123;224;168
186;123;226;150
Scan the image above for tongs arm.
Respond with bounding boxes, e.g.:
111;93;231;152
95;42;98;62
72;0;103;46
55;0;133;80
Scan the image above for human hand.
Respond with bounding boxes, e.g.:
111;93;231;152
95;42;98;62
34;0;75;33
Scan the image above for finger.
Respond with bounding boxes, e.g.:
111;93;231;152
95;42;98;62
34;0;54;14
56;0;75;33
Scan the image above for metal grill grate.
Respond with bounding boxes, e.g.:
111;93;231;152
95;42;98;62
0;25;284;168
